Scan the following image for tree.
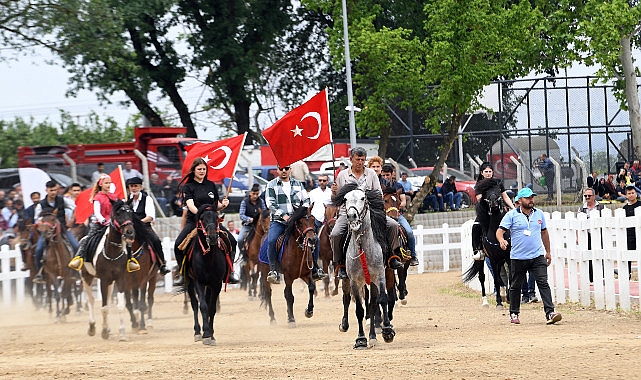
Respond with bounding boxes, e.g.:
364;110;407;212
575;0;641;159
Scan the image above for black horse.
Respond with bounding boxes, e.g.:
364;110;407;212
185;204;228;346
463;186;511;308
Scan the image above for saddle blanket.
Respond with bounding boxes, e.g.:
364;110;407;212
258;236;287;265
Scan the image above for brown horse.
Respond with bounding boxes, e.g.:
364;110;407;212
318;204;339;297
36;213;75;321
15;218;46;308
259;206;318;326
382;188;410;306
242;209;270;299
124;218;161;333
79;200;136;341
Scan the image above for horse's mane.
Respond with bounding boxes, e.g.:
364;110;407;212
285;205;309;237
382;187;398;195
111;200;127;215
475;178;500;195
260;208;270;219
196;204;218;220
331;182;388;253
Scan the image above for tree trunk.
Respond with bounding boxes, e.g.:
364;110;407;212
620;35;641;159
405;114;462;223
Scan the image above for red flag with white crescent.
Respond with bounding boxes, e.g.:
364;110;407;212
262;89;332;168
75;167;126;224
182;133;247;182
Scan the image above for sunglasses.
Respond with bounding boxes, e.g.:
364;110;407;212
583;194;593;198
318;179;328;182
279;167;291;171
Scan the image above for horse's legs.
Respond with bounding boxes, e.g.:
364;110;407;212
367;284;379;346
284;281;296;326
377;281;395;343
204;285;222;346
476;260;489;307
250;266;259;298
352;284;367;349
100;283;113;339
124;289;138;330
304;279;315;319
115;290;128;341
490;260;505;308
138;285;148;331
195;282;212;340
147;281;156;327
396;266;408;305
82;278;96;336
187;281;202;341
339;278;350;332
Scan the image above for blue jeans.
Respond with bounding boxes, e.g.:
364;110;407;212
267;221;287;272
397;214;416;257
509;255;555;317
443;192;462;210
237;224;251;251
424;194;444;211
35;230;79;272
521;269;536;298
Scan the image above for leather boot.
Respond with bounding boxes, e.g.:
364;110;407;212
173;274;185;287
337;264;348;279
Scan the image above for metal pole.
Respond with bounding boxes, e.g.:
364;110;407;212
342;0;357;147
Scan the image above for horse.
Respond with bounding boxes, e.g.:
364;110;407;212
36;213;75;321
184;204;228;345
463;185;511;308
124;218;163;333
335;183;395;349
382;187;411;306
15;217;47;309
79;200;137;340
242;209;270;299
318;204;339;297
259;205;318;327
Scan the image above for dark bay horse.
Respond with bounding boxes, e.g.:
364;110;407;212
242;209;270;299
463;186;511;308
336;184;395;349
80;200;136;340
319;204;339;297
184;204;228;346
15;218;47;309
124;218;162;333
382;187;410;306
37;213;75;321
259;206;318;327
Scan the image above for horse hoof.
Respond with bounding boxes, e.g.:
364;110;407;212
203;337;216;346
401;299;407;305
288;321;296;328
382;327;396;343
132;322;139;330
331;289;339;296
101;328;109;340
495;304;505;310
194;334;202;342
339;323;349;333
368;338;378;348
119;335;128;342
138;328;148;335
354;337;368;349
304;308;313;318
88;323;96;336
270;319;277;326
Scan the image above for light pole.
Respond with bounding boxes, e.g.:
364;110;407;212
341;0;357;147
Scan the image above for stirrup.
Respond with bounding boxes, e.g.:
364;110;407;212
68;256;84;271
127;258;141;272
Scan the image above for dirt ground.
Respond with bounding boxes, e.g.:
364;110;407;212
1;271;640;379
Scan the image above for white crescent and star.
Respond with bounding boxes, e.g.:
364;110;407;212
202;146;232;170
290;112;322;140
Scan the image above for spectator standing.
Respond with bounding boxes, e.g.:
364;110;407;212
587;171;599;193
289;160;314;190
24;192;41;224
538;153;555;201
621;185;640;279
577;187;605;282
1;199;18;229
122;161;143;182
496;187;562;325
91;163;105;183
149;173;167;215
441;175;462;211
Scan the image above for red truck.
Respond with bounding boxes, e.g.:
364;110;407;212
17;126;206;185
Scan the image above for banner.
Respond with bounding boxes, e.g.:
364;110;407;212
75;167;126;224
262;89;332;167
182;133;247;182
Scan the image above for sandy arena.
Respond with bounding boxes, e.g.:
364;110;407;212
1;271;639;379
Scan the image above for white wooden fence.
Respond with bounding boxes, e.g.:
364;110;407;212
460;208;641;311
0;245;30;306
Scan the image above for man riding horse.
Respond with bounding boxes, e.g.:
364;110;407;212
330;147;403;280
471;163;515;260
237;183;267;263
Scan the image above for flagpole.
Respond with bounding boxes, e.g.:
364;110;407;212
224;132;248;200
342;0;357;147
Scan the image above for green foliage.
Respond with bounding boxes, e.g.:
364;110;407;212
0;112;130;168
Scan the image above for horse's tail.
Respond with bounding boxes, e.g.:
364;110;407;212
462;259;483;284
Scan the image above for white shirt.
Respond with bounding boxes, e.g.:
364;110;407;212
129;192;156;222
309;186;332;223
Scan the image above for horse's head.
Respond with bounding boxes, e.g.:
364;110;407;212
383;187;402;220
345;189;368;231
111;200;136;245
36;213;60;241
484;187;504;215
324;204;338;232
286;205;317;251
197;204;220;247
258;209;271;235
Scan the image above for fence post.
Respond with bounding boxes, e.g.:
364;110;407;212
442;223;450;272
415;225;424;274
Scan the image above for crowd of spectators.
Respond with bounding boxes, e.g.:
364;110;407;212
587;160;641;202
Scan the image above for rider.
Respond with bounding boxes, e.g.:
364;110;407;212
265;164;327;284
33;180;80;283
68;174;140;272
237;183;267;262
173;158;240;287
330;147;403;280
125;177;170;275
308;173;333;271
471;162;515;260
380;164;419;266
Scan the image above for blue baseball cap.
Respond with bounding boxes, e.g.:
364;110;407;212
514;187;537;202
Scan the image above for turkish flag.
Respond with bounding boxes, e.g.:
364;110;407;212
182;133;247;182
262;89;332;167
75;167;126;224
